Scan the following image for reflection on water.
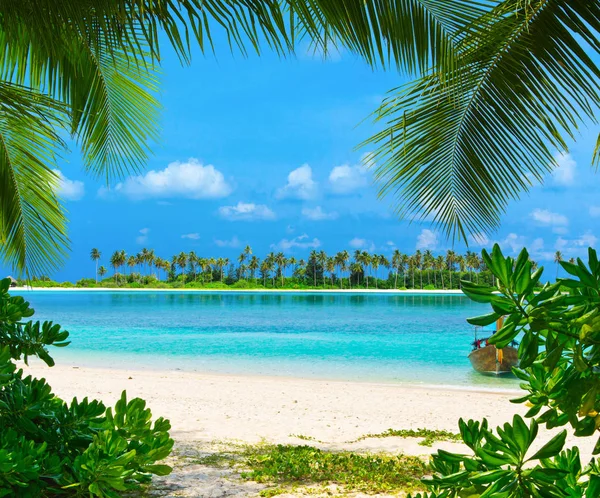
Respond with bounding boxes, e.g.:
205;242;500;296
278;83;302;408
15;290;519;388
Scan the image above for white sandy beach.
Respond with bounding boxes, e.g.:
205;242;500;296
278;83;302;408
23;363;595;497
13;286;465;294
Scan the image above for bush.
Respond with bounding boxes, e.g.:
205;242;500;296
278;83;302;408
232;279;250;288
420;245;600;496
76;278;96;287
0;278;172;495
422;284;436;290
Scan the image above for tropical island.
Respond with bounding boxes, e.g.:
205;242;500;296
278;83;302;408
20;246;572;291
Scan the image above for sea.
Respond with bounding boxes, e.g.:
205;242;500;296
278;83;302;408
13;290;519;389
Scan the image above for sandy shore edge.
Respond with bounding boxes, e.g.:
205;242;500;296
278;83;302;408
13;286;465;294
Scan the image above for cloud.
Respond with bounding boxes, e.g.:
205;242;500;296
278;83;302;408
551;153;576;186
276;164;317;200
181;233;200;240
500;233;527;254
301;206;338;221
105;158;231;200
53;170;84;201
328;163;368;194
136;228;149;245
530;208;569;233
590;206;600;217
214;236;240;248
218;202;276;221
468;232;490;247
416;229;438;250
271;234;321;251
554;231;597;258
349;237;375;252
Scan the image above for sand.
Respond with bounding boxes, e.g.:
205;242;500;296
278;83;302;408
21;363;595;497
13;286;464;294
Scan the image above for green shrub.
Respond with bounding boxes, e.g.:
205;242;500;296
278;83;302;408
0;278;172;495
422;284;436;290
421;245;600;497
232;279;250;288
76;278;96;287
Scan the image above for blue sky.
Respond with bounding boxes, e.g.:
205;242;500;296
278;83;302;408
11;33;600;281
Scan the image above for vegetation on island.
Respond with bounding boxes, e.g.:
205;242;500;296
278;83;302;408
21;245;564;291
0;278;173;495
409;245;600;497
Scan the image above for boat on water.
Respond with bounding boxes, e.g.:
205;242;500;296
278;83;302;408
468;318;519;375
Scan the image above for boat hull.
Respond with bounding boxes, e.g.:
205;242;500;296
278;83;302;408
468;345;518;375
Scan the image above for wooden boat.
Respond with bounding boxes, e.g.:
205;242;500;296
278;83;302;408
469;317;519;375
468;344;519;375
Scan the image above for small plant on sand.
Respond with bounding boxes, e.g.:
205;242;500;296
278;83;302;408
241;444;429;494
354;428;461;447
413;245;600;497
0;278;173;496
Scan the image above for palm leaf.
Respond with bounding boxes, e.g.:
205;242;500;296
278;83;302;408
364;0;600;240
0;82;68;276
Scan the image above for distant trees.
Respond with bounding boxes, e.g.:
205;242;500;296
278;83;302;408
83;244;506;289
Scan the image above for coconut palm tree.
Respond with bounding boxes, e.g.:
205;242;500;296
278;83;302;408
554;251;564;279
127;256;136;277
391;250;401;289
367;2;600;243
248;256;260;282
176;252;188;282
90;248;101;283
371;254;380;289
436;255;445;290
110;250;126;285
98;266;107;280
5;1;453;276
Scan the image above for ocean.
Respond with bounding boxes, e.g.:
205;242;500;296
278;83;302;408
14;290;519;388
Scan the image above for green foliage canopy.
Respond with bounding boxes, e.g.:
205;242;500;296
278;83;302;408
0;277;173;496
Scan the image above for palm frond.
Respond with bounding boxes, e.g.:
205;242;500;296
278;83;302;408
0;82;68;277
364;0;600;241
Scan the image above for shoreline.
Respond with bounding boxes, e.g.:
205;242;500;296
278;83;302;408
32;358;521;395
12;286;465;294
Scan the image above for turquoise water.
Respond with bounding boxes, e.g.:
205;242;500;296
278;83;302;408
14;291;518;388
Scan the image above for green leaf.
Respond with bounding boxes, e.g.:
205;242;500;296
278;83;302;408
529;430;566;461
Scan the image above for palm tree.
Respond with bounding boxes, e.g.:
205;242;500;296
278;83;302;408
110;250;126;285
216;257;227;282
177;252;188;282
248;256;260;282
372;254;380;289
391;250;401;289
98;266;107;280
127;256;136;276
554;251;564;280
309;250;318;287
326;257;336;287
90;248;101;283
367;2;600;242
446;250;456;290
435;256;445;290
414;250;423;289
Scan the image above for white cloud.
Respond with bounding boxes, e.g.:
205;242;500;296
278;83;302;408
349;237;375;252
501;233;527;254
416;229;438;250
136;228;149;245
574;231;598;247
271;234;321;251
301;206;338;221
214;236;240;248
276;164;317;200
530;208;568;227
53;169;84;201
106;158;231;200
551;153;576;186
181;233;200;240
468;232;490;247
218;202;276;221
590;206;600;217
328;163;368;194
554;231;597;258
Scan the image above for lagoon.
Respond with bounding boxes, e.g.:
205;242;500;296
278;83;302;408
16;290;517;388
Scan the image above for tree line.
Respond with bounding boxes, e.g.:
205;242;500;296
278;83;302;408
82;246;512;290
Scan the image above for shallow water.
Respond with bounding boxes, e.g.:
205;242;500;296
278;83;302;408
14;290;518;388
